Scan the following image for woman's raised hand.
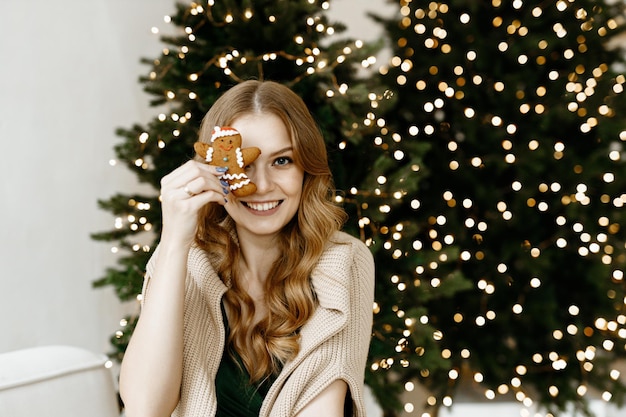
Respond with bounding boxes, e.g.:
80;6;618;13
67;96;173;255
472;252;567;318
159;160;229;247
121;160;229;416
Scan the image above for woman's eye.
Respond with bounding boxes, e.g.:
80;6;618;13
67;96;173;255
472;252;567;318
273;156;293;166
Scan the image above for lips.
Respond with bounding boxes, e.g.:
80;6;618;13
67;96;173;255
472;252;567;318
243;201;282;211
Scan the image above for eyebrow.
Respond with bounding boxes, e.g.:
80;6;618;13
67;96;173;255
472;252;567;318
267;146;294;158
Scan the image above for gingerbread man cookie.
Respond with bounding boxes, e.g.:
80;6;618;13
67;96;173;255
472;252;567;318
194;126;261;197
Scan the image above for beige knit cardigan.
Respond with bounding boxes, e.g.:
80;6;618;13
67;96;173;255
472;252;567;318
142;230;375;417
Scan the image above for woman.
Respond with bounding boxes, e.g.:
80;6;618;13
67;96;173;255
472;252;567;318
119;80;375;417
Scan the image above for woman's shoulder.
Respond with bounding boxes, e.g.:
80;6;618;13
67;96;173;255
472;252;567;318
311;231;374;310
326;231;373;259
187;243;228;290
189;242;220;267
317;231;375;277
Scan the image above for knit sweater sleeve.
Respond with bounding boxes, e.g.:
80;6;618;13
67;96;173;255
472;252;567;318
140;246;159;307
263;232;375;417
140;245;228;417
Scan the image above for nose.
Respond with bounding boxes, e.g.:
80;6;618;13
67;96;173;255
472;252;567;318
249;163;273;194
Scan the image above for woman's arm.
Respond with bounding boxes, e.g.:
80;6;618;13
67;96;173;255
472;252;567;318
119;244;188;417
294;380;348;417
119;160;228;417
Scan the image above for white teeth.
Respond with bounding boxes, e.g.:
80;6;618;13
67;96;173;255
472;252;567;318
245;201;280;211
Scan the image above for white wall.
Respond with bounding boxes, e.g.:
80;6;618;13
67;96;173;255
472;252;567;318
0;0;394;368
0;0;176;356
0;0;393;415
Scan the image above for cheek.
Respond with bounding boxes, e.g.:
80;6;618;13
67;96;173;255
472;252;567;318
287;173;304;196
272;169;304;195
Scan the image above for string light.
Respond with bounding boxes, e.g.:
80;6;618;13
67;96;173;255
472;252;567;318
359;0;626;414
96;0;626;415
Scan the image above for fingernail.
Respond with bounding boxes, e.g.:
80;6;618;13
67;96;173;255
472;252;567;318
224;198;228;204
220;180;229;187
216;166;229;173
222;187;229;195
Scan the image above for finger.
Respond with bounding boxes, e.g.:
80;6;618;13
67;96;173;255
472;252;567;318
182;174;230;198
161;181;228;211
162;160;228;190
181;187;230;207
182;184;196;198
161;161;209;189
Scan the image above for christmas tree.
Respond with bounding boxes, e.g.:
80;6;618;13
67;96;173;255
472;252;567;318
94;0;626;416
92;0;459;414
366;0;626;415
92;0;377;343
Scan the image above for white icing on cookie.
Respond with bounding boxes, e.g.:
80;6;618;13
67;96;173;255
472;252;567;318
211;126;239;142
236;148;244;168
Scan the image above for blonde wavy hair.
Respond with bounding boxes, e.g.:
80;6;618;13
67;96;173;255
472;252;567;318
194;80;347;382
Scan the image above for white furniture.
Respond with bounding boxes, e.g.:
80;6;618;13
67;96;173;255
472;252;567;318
0;345;119;416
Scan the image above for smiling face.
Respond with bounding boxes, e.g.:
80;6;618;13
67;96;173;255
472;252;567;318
214;136;234;152
224;112;304;241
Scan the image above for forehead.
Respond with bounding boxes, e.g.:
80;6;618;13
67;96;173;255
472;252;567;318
230;113;292;151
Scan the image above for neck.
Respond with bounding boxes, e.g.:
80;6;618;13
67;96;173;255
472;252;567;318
236;231;280;285
235;234;279;324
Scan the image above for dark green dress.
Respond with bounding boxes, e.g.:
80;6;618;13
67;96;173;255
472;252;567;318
215;304;277;417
